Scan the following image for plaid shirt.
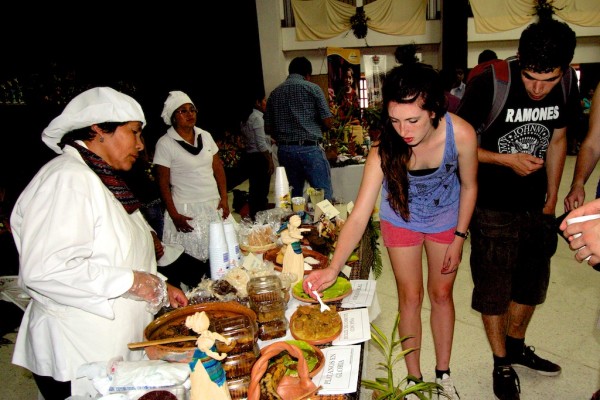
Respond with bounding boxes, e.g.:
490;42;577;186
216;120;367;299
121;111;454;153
264;74;332;142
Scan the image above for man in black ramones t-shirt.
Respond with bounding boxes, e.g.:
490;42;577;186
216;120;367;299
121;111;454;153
457;18;579;400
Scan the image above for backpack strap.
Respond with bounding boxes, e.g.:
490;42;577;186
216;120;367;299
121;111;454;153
561;66;574;105
476;57;514;135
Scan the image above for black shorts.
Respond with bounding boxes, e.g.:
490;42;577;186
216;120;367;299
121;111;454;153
469;207;558;315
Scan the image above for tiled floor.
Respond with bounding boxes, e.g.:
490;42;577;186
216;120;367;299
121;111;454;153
1;155;599;399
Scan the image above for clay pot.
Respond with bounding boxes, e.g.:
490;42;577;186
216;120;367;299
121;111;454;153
143;301;257;363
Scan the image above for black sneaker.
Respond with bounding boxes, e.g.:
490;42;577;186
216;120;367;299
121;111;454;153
493;365;521;400
510;345;562;376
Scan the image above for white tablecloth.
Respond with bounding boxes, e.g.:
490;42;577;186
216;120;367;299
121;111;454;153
331;164;365;203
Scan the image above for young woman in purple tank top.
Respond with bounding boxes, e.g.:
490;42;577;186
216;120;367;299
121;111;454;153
303;57;478;399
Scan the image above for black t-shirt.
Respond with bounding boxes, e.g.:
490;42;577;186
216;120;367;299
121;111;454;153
458;64;579;211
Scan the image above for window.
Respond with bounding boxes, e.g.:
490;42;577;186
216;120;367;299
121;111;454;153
359;76;369;109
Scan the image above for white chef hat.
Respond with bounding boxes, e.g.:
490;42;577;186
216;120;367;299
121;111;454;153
42;87;146;154
161;91;195;126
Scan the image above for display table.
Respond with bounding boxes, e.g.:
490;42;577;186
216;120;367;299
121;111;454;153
331;164;365;203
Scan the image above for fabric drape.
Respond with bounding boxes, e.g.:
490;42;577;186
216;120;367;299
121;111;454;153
291;0;426;41
292;0;600;40
470;0;600;33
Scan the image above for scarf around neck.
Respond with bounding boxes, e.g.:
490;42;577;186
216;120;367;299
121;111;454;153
68;140;141;214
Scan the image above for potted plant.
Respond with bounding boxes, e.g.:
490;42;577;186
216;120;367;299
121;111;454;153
362;313;444;399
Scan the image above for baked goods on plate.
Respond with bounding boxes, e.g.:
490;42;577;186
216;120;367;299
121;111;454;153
263;247;329;275
289;304;343;345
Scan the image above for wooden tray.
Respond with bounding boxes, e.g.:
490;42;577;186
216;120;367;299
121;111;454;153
263;247;329;275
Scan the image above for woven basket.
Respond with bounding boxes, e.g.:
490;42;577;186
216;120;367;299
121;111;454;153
239;242;278;255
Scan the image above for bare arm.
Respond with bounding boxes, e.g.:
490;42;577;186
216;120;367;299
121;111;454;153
544;127;567;215
156;164;193;231
477;148;544;176
303;146;383;293
565;82;600;211
212;154;230;218
443;115;478;273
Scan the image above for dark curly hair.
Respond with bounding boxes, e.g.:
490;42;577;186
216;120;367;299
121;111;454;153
379;62;448;221
518;18;576;74
59;122;126;150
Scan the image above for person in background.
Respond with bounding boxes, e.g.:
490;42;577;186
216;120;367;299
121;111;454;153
336;65;361;119
564;81;600;211
264;56;335;200
440;68;461;113
456;18;579;400
449;67;466;100
240;89;274;220
154;91;230;262
304;60;478;400
467;49;501;84
583;85;595;113
122;153;210;289
10;87;188;399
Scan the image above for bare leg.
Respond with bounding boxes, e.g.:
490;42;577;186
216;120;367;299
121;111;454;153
482;313;509;357
387;245;425;378
507;301;535;339
424;240;458;371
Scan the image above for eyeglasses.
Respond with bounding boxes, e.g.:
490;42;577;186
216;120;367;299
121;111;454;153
175;107;197;116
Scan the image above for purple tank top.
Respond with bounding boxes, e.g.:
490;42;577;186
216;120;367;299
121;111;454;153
379;114;460;233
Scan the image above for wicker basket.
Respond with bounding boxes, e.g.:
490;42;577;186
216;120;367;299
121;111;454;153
239;242;278;255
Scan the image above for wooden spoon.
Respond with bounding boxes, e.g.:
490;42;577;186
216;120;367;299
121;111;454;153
128;336;198;349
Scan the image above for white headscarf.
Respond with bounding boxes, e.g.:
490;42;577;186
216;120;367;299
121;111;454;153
42;87;146;154
161;91;195;126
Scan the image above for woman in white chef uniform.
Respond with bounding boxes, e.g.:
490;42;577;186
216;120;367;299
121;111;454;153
10;87;188;399
154;91;230;262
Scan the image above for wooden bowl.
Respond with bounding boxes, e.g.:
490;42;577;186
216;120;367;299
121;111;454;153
143;301;257;363
289;305;343;345
263;247;329;275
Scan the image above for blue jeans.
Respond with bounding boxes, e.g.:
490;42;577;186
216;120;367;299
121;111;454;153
277;145;333;200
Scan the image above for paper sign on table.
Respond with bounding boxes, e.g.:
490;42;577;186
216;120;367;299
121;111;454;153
341;279;377;308
312;345;362;395
242;252;263;269
332;308;370;346
314;199;340;222
346;201;354;215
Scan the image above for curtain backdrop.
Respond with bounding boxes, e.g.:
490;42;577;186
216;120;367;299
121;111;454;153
292;0;426;41
469;0;600;33
292;0;600;40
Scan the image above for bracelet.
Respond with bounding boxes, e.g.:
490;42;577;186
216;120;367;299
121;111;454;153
454;230;469;239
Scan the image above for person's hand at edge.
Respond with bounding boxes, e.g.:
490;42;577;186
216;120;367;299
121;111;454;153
167;284;188;308
302;266;339;299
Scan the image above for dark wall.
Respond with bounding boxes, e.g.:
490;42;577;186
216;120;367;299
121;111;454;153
0;3;264;201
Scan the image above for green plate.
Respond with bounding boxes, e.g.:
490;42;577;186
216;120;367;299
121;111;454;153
292;276;352;303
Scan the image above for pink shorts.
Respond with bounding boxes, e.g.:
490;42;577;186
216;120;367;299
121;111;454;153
381;221;455;247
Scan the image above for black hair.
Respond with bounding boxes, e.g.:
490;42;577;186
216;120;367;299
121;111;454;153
240;87;266;123
518;19;576;74
59;122;124;150
289;57;312;77
379;63;447;220
478;49;498;64
394;43;420;65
